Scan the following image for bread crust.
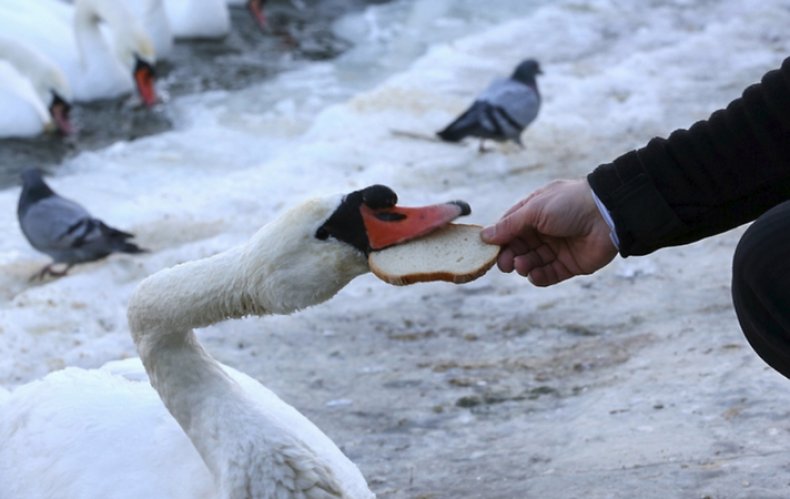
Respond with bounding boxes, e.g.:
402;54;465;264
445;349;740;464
369;224;500;286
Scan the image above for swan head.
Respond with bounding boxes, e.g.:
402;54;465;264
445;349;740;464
240;184;470;315
0;36;73;135
129;184;468;337
247;0;268;31
76;0;158;106
132;55;157;107
47;92;73;135
41;61;73;135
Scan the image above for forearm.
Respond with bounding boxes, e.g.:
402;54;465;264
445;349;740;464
588;56;790;257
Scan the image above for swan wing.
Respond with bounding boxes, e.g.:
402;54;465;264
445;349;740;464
0;367;215;499
0;62;51;138
224;365;375;498
96;359;374;497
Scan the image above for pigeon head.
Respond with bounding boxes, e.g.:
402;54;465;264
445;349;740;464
19;169;55;214
20;168;51;191
511;59;542;85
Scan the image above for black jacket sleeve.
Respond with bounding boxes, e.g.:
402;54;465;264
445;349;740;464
587;56;790;257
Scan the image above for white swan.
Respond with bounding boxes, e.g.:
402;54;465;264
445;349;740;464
0;36;72;137
162;0;267;39
163;0;231;39
0;185;467;498
0;0;157;106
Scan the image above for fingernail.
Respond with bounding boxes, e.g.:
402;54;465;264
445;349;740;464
481;226;495;240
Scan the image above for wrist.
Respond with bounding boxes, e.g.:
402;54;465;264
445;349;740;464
587;181;620;250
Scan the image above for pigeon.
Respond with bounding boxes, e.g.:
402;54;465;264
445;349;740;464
17;168;145;279
437;58;542;151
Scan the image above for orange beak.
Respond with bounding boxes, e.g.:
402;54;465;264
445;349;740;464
247;0;267;31
361;201;470;251
48;94;73;135
133;59;157;107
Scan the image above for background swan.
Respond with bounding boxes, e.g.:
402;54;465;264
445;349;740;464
0;36;72;137
56;0;174;59
163;0;267;39
0;185;466;498
0;0;157;106
164;0;232;39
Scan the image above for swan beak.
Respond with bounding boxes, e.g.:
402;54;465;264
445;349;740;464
362;201;471;251
48;94;73;135
247;0;267;31
133;58;158;107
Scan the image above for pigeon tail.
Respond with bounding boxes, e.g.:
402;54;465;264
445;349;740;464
115;240;147;255
436;102;487;142
98;221;147;254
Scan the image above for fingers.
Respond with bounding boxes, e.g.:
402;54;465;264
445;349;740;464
495;237;526;272
496;238;552;275
498;239;574;286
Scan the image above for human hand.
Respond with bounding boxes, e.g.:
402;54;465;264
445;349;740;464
480;179;617;286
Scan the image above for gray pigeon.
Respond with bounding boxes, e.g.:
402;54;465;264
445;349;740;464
437;58;542;151
17;168;145;279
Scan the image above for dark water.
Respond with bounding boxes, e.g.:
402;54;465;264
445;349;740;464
0;0;390;189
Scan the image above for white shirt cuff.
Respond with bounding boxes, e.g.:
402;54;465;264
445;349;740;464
590;188;620;250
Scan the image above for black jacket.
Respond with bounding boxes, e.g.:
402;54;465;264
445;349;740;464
588;57;790;257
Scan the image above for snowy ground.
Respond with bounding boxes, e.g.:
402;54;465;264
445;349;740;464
2;0;790;497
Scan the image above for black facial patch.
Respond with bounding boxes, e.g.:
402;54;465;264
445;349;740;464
361;184;398;209
49;92;71;114
315;184;397;254
134;56;156;77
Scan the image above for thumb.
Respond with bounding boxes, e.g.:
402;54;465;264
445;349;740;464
481;207;534;245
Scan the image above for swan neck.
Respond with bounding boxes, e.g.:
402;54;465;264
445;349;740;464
124;200;370;496
129;246;259;347
127;245;266;486
73;0;117;71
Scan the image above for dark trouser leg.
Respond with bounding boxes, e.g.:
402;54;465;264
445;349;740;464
732;200;790;379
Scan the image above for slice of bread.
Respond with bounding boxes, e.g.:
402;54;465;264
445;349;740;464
369;223;500;286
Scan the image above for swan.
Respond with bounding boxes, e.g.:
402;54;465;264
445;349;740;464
163;0;267;38
163;0;231;39
0;0;157;106
55;0;174;59
0;36;73;137
0;185;468;498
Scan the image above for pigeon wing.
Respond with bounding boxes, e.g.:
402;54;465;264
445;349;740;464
478;78;541;128
20;196;95;254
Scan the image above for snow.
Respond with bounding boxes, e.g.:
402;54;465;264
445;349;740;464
1;0;790;497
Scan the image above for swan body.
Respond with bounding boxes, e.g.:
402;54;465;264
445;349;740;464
0;185;466;498
163;0;231;39
0;0;157;105
0;36;72;137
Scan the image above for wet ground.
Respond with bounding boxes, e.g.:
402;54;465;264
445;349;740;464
0;0;388;188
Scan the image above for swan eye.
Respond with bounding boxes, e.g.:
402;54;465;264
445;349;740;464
315;227;330;240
